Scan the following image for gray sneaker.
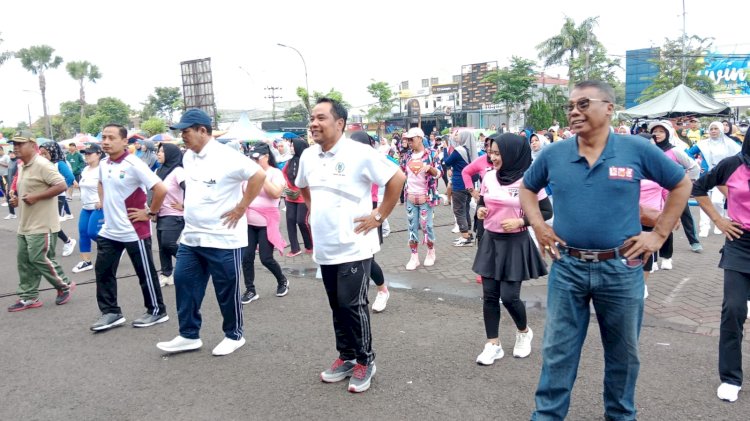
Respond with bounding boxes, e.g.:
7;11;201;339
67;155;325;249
320;358;356;383
90;313;126;332
348;362;376;393
132;312;169;328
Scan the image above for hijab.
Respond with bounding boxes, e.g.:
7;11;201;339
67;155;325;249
454;130;478;163
649;121;675;151
529;133;548;161
699;121;742;168
494;133;532;185
44;142;65;163
285;137;309;186
140;140;158;169
722;120;742;144
155;143;183;181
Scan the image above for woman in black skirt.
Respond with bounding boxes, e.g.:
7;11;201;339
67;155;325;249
473;133;552;366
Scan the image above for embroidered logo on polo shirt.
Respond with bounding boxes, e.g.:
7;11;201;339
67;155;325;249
119;170;126;179
608;166;634;181
204;179;216;185
507;187;520;197
335;162;345;175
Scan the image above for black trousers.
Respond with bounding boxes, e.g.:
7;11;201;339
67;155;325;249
482;278;527;339
156;216;184;277
242;225;285;293
680;203;700;245
719;269;750;386
94;236;166;316
285;201;313;253
321;258;374;366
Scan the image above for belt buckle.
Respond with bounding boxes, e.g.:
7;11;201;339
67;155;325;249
579;252;599;262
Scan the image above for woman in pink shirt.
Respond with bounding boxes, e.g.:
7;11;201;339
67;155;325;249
155;143;186;287
473;133;552;366
241;143;288;304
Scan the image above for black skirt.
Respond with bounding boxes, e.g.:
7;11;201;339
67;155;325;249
719;229;750;274
472;230;548;282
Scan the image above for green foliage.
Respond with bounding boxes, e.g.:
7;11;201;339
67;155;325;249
440;128;451;135
638;35;715;103
568;43;621;87
1;127;16;139
141;118;167;137
526;100;553;131
83;97;131;134
0;32;12;66
16;122;29;131
283;104;309;122
15;45;63;75
366;81;395;124
536;16;600;90
296;87;350;111
539;86;569;126
144;87;183;123
483;56;537;124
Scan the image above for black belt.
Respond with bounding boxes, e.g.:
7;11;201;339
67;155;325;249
560;244;632;262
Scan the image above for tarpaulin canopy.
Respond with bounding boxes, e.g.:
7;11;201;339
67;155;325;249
619;84;731;119
217;113;267;142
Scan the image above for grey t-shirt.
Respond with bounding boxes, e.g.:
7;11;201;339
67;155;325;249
0;154;10;176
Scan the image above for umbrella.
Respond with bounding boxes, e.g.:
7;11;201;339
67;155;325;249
128;133;145;144
149;133;174;142
74;134;100;144
281;132;299;139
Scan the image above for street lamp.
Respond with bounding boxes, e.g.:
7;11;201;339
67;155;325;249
277;43;310;104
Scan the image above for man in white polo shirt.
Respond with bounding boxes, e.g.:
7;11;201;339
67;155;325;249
296;98;405;392
157;108;265;356
90;123;169;332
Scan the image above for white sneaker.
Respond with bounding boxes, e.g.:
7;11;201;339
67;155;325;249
72;260;93;273
212;336;246;356
661;258;673;270
513;328;533;358
1;202;8;206
714;226;723;235
699;229;709;238
644;284;649;300
451;223;460;233
717;383;741;402
59;216;67;222
65;214;74;221
424;249;436;266
62;238;77;257
650;261;659;273
4;214;16;219
476;342;504;365
746;300;750;319
156;336;203;353
159;274;174;287
406;253;420;270
372;289;390;313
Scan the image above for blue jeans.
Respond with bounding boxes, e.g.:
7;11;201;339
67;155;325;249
406;200;435;244
173;245;244;340
532;252;644;421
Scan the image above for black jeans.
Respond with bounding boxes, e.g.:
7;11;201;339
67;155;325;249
451;189;472;233
680;203;700;245
285;201;313;253
321;258;374;365
719;269;750;386
482;278;526;339
94;236;166;316
157;216;184;277
242;225;285;293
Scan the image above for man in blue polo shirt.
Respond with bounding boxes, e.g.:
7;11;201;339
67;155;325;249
520;80;692;420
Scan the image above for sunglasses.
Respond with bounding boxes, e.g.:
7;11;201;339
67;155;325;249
564;98;610;113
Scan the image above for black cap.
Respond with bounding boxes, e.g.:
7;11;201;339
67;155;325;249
169;108;212;130
249;143;271;159
83;144;103;154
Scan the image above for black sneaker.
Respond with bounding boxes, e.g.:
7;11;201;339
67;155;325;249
132;312;169;328
348;362;376;393
454;236;474;247
55;282;76;305
90;313;126;331
241;290;259;304
276;279;289;297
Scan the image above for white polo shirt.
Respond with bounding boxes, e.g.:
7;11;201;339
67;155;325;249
181;139;260;249
98;152;161;243
296;136;398;265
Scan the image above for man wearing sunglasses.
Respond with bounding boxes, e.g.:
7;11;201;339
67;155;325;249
520;80;692;420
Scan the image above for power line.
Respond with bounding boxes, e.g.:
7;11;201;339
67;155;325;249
264;87;282;121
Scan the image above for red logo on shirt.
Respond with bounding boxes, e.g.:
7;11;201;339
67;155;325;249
608;166;634;180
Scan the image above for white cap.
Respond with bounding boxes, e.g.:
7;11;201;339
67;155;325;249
403;127;425;139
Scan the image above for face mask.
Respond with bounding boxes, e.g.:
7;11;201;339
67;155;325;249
740;126;748;135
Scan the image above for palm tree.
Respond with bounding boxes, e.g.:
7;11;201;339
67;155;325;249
66;61;102;131
536;17;599;91
16;45;64;138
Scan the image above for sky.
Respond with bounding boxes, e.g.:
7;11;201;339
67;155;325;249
1;0;747;129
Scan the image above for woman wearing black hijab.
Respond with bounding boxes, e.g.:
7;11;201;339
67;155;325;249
473;133;552;366
155;143;185;286
282;138;313;256
693;138;750;403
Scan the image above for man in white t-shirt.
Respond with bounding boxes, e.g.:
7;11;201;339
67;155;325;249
157;109;265;357
296;98;405;393
90;124;169;332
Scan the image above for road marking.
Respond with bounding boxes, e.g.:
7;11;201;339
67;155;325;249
663;278;690;304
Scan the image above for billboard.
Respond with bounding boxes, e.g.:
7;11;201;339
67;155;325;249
180;57;218;127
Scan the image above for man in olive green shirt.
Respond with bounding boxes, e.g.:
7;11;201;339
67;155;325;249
8;131;75;312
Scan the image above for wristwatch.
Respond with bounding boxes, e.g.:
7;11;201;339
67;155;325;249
148;210;158;217
374;212;382;222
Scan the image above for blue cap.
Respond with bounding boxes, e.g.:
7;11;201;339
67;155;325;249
169;108;212;130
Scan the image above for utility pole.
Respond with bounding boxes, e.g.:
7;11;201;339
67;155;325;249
681;0;688;85
265;86;282;121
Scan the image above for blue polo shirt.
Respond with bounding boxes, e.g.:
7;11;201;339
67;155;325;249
523;134;685;249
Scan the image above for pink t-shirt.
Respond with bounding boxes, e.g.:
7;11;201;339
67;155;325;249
405;151;428;195
462;155;492;190
639;180;665;212
246;167;285;227
158;167;186;217
481;173;546;234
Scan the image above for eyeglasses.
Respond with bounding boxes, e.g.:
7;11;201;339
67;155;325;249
564;98;610;113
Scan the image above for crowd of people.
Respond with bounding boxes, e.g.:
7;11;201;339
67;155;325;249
3;83;749;416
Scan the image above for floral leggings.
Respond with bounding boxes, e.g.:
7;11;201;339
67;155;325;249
406;200;435;251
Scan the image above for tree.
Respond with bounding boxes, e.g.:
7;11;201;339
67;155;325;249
16;45;64;138
526;100;554;132
141;117;167;137
637;35;715;103
144;87;183;124
66;61;102;128
539;86;569;127
82;97;130;134
366;81;395;135
1;127;16;139
536;16;599;91
568;43;621;87
0;32;12;67
59;99;97;134
483;57;537;127
283;104;309;121
295;87;350;113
